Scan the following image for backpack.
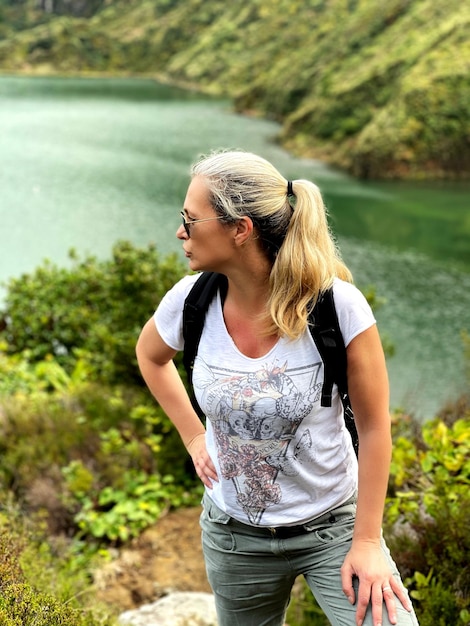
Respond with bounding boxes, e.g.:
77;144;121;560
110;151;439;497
182;271;359;456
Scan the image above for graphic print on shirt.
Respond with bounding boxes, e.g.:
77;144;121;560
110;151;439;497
196;357;323;524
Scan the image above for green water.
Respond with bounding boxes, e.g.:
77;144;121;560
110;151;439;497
1;75;469;417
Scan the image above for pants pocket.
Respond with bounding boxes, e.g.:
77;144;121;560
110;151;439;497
201;495;235;552
312;507;355;545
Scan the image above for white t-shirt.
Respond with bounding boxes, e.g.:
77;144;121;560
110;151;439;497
154;274;376;527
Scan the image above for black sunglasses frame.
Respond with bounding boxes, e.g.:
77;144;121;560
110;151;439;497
180;211;225;237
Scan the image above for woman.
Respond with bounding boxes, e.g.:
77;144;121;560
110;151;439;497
136;150;418;626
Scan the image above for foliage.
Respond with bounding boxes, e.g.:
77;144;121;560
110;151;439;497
0;240;186;386
385;410;470;626
285;578;329;626
70;468;200;543
285;401;470;625
0;505;117;625
0;0;468;179
0;244;203;619
0;378;200;538
0;242;202;542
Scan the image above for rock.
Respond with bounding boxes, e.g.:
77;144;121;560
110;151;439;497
118;592;218;626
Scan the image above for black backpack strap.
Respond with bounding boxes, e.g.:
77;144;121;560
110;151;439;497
309;289;359;456
183;272;227;417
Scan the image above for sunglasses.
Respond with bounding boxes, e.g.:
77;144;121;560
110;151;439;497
180;211;225;237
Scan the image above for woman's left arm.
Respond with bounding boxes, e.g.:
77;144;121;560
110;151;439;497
341;324;412;626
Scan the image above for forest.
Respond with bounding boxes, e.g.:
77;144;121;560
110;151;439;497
0;0;469;179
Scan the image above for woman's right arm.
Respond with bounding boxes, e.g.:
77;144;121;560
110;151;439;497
135;318;218;487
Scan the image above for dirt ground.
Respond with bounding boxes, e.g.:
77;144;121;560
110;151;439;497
94;506;211;613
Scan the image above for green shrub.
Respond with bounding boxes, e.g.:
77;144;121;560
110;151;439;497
0;583;110;626
0;242;200;540
70;468;200;543
0;241;186;386
0;381;200;539
0;508;116;626
0;505;24;588
386;411;470;625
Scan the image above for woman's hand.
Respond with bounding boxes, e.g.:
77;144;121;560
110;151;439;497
341;539;412;626
344;327;412;624
186;433;219;489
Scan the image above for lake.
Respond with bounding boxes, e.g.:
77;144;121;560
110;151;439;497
1;74;469;418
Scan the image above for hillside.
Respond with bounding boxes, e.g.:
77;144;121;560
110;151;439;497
0;0;469;180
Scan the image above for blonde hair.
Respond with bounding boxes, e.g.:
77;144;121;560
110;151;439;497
191;150;353;339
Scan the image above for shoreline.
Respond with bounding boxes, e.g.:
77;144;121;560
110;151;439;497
1;68;468;184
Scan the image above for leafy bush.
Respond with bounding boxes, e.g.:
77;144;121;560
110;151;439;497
385;410;470;626
0;241;204;619
0;506;116;626
0;582;116;626
70;468;198;543
0;379;201;539
0;242;202;542
0;241;186;386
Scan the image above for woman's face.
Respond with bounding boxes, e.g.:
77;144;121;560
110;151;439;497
177;176;236;273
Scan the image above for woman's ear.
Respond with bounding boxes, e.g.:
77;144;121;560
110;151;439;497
234;216;254;245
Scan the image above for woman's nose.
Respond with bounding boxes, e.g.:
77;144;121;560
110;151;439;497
176;223;188;239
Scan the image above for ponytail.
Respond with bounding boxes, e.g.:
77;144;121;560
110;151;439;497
191;151;353;339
